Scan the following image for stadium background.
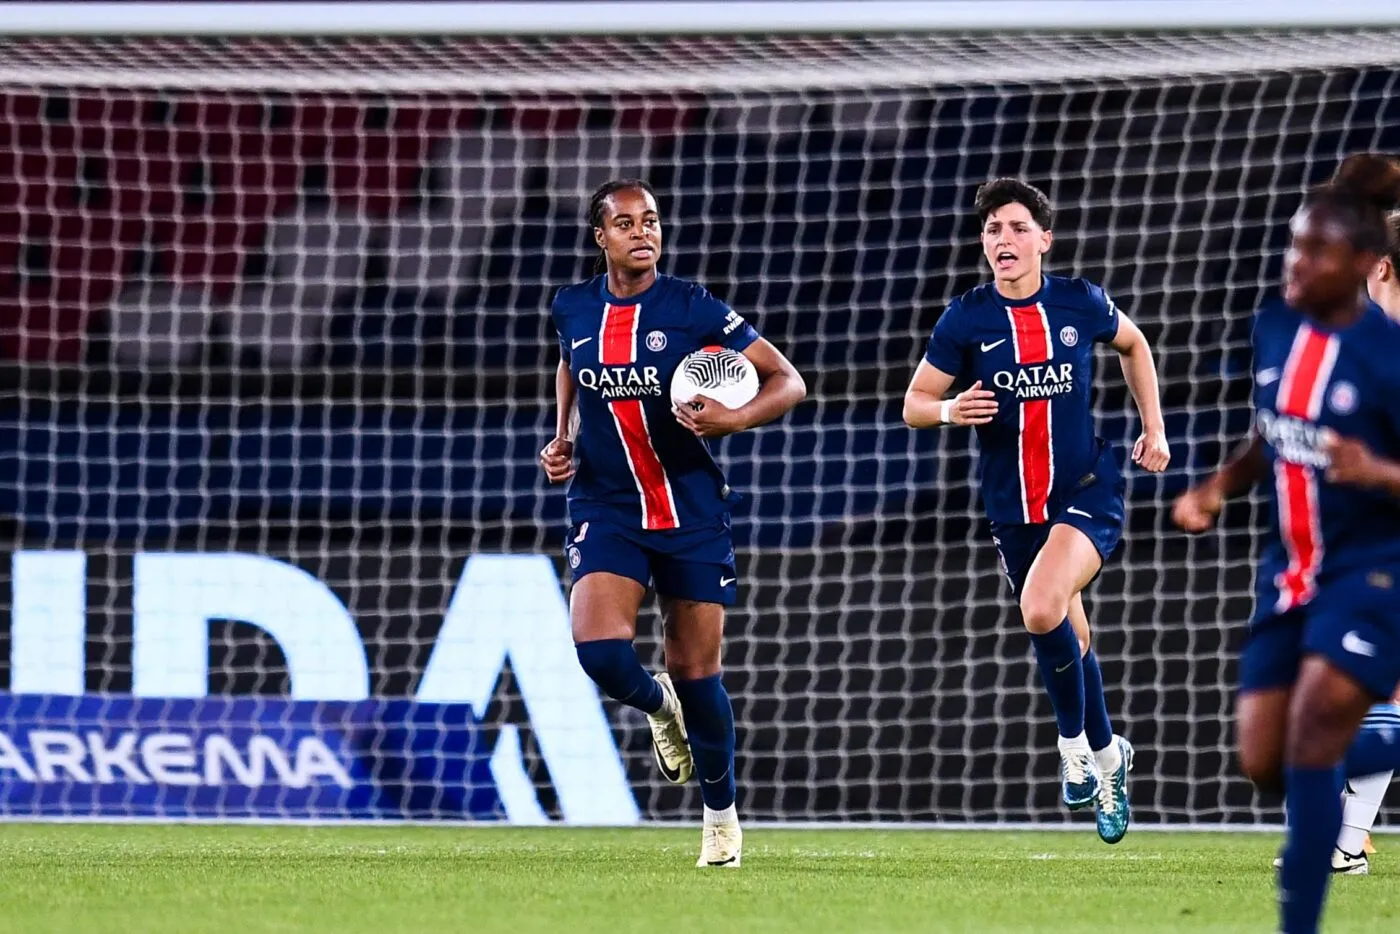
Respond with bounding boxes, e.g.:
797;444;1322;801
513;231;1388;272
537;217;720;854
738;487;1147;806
3;14;1400;827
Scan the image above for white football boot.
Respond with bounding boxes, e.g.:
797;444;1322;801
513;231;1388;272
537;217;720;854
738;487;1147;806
647;673;693;784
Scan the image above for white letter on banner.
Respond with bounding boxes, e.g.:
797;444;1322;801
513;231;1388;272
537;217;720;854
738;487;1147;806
132;553;369;700
0;732;38;782
141;734;200;785
11;551;86;695
417;554;638;825
29;730;93;782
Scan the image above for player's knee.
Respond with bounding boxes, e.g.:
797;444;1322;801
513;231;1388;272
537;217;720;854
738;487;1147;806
1019;589;1068;635
1284;701;1355;769
1237;740;1285;795
663;638;722;681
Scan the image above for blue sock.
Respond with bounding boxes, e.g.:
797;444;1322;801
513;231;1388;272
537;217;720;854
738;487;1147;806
1279;764;1344;934
1081;649;1114;752
672;674;737;811
1029;619;1086;739
1345;718;1400;778
575;639;663;715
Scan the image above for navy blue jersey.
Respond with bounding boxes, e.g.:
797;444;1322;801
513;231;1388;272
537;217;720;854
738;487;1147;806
1252;299;1400;618
924;275;1121;524
553;274;760;530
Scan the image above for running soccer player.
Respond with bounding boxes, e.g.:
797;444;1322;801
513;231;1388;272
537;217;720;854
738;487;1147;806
904;178;1170;844
1276;196;1400;877
1173;154;1400;932
540;179;805;867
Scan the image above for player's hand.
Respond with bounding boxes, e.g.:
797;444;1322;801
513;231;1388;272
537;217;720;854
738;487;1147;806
1171;481;1223;533
539;436;576;483
673;395;746;438
949;381;999;426
1323;430;1382;488
1132;428;1171;473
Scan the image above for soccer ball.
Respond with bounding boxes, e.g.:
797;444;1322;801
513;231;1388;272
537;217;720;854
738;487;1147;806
670;347;760;411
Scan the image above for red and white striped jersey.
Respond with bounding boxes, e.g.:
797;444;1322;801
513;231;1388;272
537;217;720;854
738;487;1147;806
1252;299;1400;617
552;274;759;531
924;275;1122;525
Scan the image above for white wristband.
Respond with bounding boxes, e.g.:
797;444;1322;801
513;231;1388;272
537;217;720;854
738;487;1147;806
940;399;954;425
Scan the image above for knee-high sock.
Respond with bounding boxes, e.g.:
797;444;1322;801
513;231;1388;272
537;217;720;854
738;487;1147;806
1338;772;1391;856
1279;764;1345;934
575;639;663;715
1081;649;1114;752
673;674;737;811
1344;715;1400;778
1029;619;1086;740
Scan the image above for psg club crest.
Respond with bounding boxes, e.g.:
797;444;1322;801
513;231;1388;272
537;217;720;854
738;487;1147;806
568;547;581;569
1329;381;1358;415
646;330;667;352
1059;326;1078;347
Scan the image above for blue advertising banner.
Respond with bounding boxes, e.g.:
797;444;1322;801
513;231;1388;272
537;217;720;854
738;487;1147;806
0;693;505;820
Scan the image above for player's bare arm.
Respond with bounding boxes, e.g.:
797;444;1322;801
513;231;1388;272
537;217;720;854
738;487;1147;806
1324;431;1400;496
902;359;998;428
1172;432;1267;532
540;357;578;483
674;338;806;439
1107;313;1170;472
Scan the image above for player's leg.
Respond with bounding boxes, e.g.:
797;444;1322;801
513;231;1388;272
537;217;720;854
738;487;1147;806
653;521;742;867
1069;592;1134;844
1278;655;1375;934
567;523;693;783
1019;524;1102;808
1336;703;1400;867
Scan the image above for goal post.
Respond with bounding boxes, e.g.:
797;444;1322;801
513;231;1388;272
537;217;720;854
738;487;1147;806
4;7;1400;826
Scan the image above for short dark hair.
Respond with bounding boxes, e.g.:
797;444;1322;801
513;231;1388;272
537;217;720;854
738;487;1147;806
974;178;1054;229
1388;211;1400;269
1316;153;1400;256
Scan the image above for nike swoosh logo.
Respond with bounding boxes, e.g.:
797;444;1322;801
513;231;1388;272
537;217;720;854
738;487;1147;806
571;336;593;350
980;339;1007;352
1055;660;1076;673
1343;631;1377;657
720;577;736;587
1257;367;1280;386
1065;507;1093;519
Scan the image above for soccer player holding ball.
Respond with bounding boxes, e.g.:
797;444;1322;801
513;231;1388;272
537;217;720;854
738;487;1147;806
1174;154;1400;931
540;179;805;867
904;179;1170;844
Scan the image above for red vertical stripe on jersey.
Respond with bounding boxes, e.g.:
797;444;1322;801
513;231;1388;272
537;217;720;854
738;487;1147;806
1007;303;1054;523
598;302;679;530
600;303;639;365
1273;326;1338;612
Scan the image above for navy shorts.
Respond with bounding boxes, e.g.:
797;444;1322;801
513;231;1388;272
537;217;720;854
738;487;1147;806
1239;566;1400;700
990;447;1125;597
565;514;738;606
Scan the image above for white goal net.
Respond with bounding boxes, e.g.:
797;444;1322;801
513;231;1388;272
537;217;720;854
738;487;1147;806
4;28;1400;825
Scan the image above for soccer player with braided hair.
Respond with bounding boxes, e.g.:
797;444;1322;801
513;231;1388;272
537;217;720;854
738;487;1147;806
540;179;805;867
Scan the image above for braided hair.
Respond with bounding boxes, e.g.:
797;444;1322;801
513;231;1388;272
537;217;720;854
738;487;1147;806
587;178;658;274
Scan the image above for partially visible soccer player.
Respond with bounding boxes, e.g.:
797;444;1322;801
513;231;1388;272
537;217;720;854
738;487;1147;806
904;179;1170;844
1173;154;1400;931
1311;202;1400;875
540;179;805;867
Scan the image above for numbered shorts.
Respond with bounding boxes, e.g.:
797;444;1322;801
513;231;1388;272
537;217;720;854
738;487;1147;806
565;514;738;606
990;450;1126;598
1239;566;1400;700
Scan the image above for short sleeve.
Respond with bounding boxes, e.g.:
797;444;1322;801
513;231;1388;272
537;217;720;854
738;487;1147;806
690;285;760;352
1089;284;1121;344
551;290;571;364
923;299;968;376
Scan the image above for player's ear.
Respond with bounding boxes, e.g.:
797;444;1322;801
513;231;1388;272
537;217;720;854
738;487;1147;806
593;226;606;249
1039;228;1054;255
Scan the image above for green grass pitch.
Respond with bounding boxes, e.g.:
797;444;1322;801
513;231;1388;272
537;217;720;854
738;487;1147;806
2;824;1398;933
